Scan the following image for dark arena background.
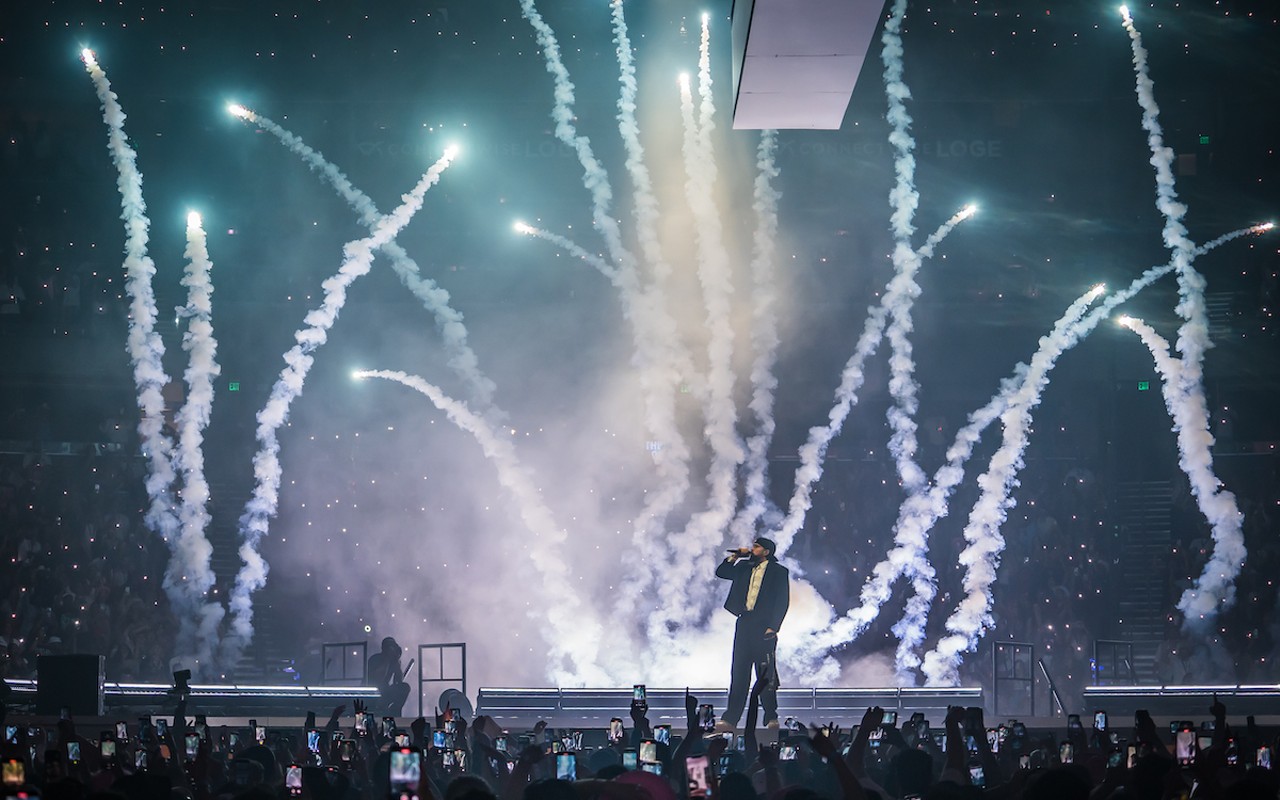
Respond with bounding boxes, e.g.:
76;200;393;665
2;0;1280;746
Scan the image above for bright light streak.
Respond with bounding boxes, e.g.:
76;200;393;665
513;221;533;235
1116;315;1136;329
1119;5;1132;22
959;203;979;219
187;211;202;230
443;143;460;159
226;103;255;121
1253;222;1275;233
352;370;370;381
1087;283;1107;300
678;72;691;89
81;48;97;66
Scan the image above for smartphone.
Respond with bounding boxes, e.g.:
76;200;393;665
195;722;209;742
779;745;798;761
185;733;200;761
1094;711;1107;731
382;718;396;738
622;749;638;770
307;729;321;753
286;765;303;796
396;733;410;748
229;732;242;749
686;755;711;798
633;685;646;704
1226;739;1238;767
1127;745;1138;769
67;741;81;763
869;727;884;749
3;726;16;745
1259;746;1273;769
698;704;716;731
1175;729;1196;766
556;753;576;781
609;718;624;743
337;740;353;762
255;726;266;744
2;759;23;787
1060;742;1074;764
115;721;128;742
986;728;1000;754
495;736;508;754
101;738;118;760
356;712;373;736
156;719;169;738
654;725;671;746
1019;754;1031;770
433;731;447;748
639;739;657;764
883;711;898;726
1108;749;1123;769
136;750;148;770
969;763;985;788
389;748;421;799
1197;736;1213;754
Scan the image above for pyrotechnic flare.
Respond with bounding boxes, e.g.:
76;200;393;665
81;48;191;659
514;221;618;281
353;369;611;685
222;148;458;670
226;105;498;418
772;204;979;557
730;129;783;542
1120;8;1245;631
170;211;224;667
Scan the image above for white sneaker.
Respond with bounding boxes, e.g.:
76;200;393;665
713;720;736;734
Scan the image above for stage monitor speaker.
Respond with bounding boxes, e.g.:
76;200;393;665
37;654;105;716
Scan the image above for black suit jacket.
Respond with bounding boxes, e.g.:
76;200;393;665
716;556;790;632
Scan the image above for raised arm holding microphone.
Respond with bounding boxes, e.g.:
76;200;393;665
714;536;790;731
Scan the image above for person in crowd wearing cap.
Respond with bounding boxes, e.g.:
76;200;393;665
367;636;411;716
714;536;789;731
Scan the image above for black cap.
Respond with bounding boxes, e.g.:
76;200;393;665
753;536;777;555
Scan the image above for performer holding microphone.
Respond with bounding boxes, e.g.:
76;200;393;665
714;536;789;731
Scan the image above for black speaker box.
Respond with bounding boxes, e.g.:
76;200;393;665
36;654;105;716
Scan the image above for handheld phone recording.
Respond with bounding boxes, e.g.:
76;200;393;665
779;745;798;761
116;722;129;742
1094;711;1108;731
622;749;638;770
101;737;118;762
1108;749;1124;769
67;741;82;764
185;733;201;761
1060;742;1074;764
3;726;16;745
136;750;148;770
609;718;624;743
255;726;266;744
286;765;303;797
382;718;396;738
339;740;355;762
3;759;24;787
307;729;321;753
432;731;447;749
654;725;671;745
555;753;577;781
698;704;716;731
968;762;985;788
389;748;421;800
1259;746;1273;770
396;733;410;748
639;739;658;764
883;711;897;725
633;685;646;704
156;719;169;738
1175;727;1196;766
685;755;711;798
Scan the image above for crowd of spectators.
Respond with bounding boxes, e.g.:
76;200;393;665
3;684;1280;800
0;450;175;682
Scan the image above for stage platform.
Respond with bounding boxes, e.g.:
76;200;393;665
474;686;983;729
1082;684;1280;716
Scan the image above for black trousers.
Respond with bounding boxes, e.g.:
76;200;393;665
722;615;779;725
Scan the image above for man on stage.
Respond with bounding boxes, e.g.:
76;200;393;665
367;636;411;716
714;536;789;730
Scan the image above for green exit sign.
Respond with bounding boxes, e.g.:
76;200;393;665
1198;134;1210;145
228;381;240;392
1137;381;1150;391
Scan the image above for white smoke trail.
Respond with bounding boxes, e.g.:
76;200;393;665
353;369;611;685
772;205;977;556
517;0;695;663
81;49;189;652
911;226;1272;684
226;105;498;418
917;286;1110;686
170;211;224;669
514;221;618;282
730;130;783;542
1119;7;1246;632
221;148;458;669
650;68;746;648
879;0;929;498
